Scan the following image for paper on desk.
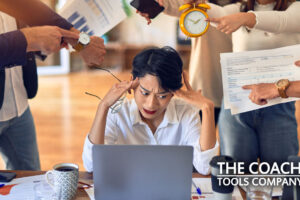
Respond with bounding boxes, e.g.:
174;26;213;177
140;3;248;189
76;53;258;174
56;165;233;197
84;178;243;200
85;185;95;200
0;174;54;200
59;0;127;36
220;44;300;115
191;178;243;200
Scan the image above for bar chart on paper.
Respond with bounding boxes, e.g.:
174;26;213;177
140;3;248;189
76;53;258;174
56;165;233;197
59;0;127;36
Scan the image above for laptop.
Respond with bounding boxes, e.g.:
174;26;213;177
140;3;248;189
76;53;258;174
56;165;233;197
92;145;193;200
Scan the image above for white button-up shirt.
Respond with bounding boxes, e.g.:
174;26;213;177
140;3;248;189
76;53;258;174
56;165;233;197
82;98;218;175
0;12;28;121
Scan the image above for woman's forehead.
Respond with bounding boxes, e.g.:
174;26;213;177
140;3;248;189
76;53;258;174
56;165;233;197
138;75;168;94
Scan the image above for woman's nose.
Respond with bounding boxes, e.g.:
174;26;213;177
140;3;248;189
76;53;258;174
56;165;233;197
145;94;157;108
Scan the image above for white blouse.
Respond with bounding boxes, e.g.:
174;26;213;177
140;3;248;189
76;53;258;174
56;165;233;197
82;98;218;175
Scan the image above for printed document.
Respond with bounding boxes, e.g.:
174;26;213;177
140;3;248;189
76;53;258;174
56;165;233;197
59;0;127;36
221;44;300;115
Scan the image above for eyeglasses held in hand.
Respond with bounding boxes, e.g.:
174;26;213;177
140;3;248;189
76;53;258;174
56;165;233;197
85;67;126;114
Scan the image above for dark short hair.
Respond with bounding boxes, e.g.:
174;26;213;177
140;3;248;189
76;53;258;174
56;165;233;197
132;46;183;92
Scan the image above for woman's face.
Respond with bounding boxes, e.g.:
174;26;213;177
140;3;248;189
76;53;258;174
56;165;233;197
134;74;173;122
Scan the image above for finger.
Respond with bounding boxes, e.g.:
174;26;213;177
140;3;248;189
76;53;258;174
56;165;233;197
206;17;220;23
259;99;268;105
174;89;188;98
182;71;193;91
295;60;300;67
57;27;79;39
156;0;164;6
242;85;253;90
130;78;139;90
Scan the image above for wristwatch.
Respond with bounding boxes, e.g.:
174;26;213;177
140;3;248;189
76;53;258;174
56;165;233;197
73;32;90;51
275;79;290;98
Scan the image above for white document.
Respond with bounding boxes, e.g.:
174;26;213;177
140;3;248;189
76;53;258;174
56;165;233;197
59;0;127;36
191;178;243;200
0;175;54;200
221;44;300;115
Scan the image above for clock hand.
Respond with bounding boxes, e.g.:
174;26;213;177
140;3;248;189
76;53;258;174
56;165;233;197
194;19;201;24
188;19;196;23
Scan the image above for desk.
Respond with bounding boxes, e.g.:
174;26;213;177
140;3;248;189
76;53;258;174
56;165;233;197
1;171;247;200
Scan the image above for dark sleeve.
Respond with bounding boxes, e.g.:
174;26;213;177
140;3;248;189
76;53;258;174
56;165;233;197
0;0;72;30
0;30;27;69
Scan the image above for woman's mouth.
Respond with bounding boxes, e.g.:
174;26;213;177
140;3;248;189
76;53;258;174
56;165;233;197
143;108;157;115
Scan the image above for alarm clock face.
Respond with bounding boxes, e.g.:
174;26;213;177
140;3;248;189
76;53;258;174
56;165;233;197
184;10;208;35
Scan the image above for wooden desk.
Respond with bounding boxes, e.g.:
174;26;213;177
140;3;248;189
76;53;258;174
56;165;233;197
2;171;246;200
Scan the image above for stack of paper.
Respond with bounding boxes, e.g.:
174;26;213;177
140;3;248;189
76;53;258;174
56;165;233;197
220;44;300;115
0;175;54;200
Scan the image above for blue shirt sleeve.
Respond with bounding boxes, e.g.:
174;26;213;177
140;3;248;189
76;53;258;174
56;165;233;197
0;30;27;69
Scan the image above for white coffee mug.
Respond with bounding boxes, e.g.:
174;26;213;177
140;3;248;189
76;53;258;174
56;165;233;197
46;163;79;200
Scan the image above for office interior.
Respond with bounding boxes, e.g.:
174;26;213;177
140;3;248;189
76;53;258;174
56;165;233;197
1;0;299;171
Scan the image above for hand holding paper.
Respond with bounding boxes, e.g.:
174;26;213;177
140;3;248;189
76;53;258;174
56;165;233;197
220;44;300;114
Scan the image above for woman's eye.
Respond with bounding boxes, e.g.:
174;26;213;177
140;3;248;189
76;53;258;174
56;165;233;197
158;95;167;99
141;90;149;96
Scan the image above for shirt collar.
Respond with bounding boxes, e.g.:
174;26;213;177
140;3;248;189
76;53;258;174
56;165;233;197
129;98;179;127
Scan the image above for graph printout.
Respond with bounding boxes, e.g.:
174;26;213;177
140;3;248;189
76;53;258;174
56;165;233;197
59;0;127;36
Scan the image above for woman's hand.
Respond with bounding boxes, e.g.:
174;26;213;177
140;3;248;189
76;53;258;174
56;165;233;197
207;12;256;34
174;71;214;110
136;10;152;25
295;60;300;66
101;78;139;109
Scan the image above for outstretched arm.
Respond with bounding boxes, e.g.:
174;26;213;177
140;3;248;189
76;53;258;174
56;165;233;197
243;61;300;104
207;2;300;34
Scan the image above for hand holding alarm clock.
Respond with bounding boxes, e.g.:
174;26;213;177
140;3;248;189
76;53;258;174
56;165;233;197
179;1;211;37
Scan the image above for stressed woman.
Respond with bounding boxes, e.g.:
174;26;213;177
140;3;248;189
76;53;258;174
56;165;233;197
82;46;218;175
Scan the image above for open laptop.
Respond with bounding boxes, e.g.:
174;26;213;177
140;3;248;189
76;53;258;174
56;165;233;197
92;145;193;200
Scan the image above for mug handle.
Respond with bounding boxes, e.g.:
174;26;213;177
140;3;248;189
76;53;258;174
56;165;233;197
45;170;55;188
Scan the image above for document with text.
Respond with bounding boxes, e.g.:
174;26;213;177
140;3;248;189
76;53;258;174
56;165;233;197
59;0;127;36
221;44;300;115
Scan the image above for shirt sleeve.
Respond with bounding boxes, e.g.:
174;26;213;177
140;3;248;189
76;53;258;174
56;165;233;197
182;107;219;175
82;135;94;173
159;0;185;17
207;3;241;18
0;0;72;30
251;2;300;33
0;30;27;69
82;111;119;172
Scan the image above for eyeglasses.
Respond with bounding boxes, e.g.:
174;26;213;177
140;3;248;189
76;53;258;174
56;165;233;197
85;67;126;114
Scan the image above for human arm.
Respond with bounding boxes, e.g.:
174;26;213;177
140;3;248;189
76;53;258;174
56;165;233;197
137;0;239;24
88;79;139;144
175;72;218;175
174;72;216;151
207;2;300;34
0;0;105;66
0;26;79;69
243;81;300;105
82;79;138;172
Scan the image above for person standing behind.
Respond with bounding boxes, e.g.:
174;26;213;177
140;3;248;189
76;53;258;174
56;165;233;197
206;0;300;170
0;0;106;170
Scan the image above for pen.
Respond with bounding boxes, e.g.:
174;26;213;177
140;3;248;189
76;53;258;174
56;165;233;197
192;180;202;195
